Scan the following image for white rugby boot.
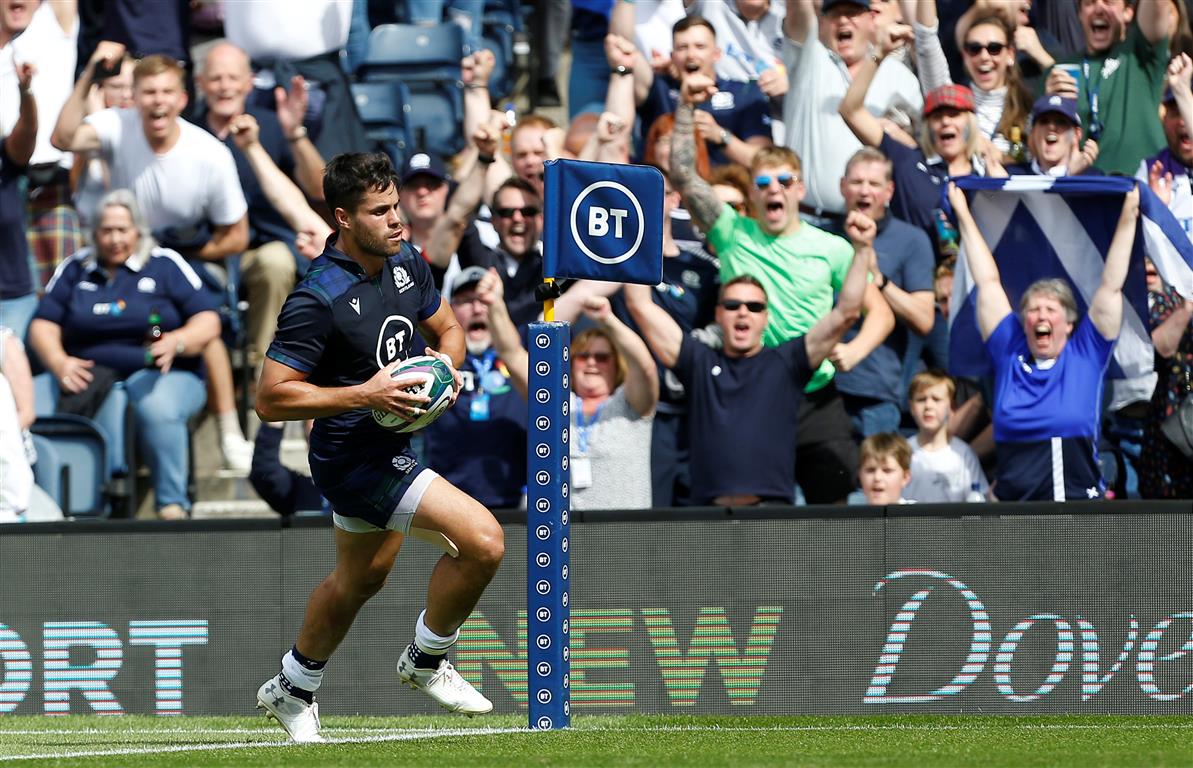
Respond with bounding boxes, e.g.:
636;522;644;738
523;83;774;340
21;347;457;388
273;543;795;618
397;644;493;715
256;675;325;743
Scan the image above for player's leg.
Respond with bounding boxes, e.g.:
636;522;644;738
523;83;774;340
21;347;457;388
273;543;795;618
397;476;504;714
257;526;404;742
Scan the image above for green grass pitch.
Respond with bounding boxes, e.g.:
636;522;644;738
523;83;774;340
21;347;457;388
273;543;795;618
2;714;1192;767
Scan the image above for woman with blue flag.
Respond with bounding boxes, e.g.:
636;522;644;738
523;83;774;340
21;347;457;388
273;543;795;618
946;181;1140;501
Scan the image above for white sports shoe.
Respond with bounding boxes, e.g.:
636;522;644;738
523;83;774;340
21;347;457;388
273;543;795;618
256;675;325;743
397;646;493;715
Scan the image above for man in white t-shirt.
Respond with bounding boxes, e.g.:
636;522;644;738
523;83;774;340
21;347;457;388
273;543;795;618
782;0;922;221
52;52;256;471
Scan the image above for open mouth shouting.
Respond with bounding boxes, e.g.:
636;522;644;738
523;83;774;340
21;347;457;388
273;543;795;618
971;60;998;89
762;196;787;228
1032;321;1054;350
1087;15;1114;49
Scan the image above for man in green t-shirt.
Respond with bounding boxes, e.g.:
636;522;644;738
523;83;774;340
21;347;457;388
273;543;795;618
670;71;895;503
1044;0;1173;175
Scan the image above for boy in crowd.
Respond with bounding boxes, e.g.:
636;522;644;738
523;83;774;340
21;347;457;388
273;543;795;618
858;432;913;505
903;370;988;503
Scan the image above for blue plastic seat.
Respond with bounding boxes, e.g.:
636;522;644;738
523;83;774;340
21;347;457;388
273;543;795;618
29;414;111;518
405;85;466;158
360;23;468;86
351;81;414;169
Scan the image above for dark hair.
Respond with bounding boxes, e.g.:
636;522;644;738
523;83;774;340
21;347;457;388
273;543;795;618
720;274;768;300
673;14;716;39
494;176;541;205
323;153;400;214
963;15;1032;143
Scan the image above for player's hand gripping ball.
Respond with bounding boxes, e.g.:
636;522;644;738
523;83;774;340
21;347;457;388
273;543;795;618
372;355;458;433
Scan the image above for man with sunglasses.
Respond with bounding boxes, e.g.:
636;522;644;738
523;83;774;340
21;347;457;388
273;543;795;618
427;123;548;328
1043;0;1173;175
672;71;895;503
625;209;876;506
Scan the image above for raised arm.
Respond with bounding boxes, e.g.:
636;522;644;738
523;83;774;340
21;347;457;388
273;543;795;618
838;24;915;148
608;2;653;104
906;0;952;92
1137;0;1176;45
805;212;874;369
947;183;1013;340
1152;293;1193;358
583;296;658;417
784;0;816;45
51;47;110;153
425;122;498;269
1088;186;1141;341
550;279;621;324
624;282;683;368
476;267;528;398
273;75;326;201
461;49;496;141
672;74;729;232
4;58;37;166
230;114;332;256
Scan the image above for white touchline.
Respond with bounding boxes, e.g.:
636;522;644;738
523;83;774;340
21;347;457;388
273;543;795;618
0;727;528;762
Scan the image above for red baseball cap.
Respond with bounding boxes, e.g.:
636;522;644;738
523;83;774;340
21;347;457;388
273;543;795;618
923;84;976;118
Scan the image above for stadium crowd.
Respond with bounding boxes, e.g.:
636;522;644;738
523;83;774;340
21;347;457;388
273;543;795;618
1;0;1192;521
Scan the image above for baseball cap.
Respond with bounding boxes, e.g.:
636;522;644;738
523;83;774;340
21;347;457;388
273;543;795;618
923;84;976;117
1030;94;1081;127
449;266;489;296
821;0;870;12
401;152;447;186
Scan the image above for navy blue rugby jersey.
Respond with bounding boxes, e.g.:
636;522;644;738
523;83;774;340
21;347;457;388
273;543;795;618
266;238;441;459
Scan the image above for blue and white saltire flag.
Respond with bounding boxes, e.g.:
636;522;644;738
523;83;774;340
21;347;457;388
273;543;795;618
948;175;1193;380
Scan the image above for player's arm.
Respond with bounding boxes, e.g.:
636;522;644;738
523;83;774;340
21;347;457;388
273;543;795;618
805;212;874;370
1088;186;1140;341
624;282;683;369
947;183;1012;341
584;295;658;417
256;357;431;422
673;76;730;233
418;297;466;368
476;268;529;398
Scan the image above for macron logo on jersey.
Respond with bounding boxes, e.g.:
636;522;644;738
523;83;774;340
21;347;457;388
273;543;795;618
393;265;413;293
350;297;361;315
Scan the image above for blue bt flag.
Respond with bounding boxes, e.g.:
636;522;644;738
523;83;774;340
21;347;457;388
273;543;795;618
948;176;1193;380
542;159;663;285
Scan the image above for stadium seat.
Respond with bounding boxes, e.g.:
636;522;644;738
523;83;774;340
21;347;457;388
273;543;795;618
405;84;466;159
351;81;414;169
360;23;468;86
29;413;112;518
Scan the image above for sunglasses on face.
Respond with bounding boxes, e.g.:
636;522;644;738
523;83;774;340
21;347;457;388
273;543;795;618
719;299;767;313
963;41;1008;56
754;173;797;190
494;206;540;219
574;351;613;363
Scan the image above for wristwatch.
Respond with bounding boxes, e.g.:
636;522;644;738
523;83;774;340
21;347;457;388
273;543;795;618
716;128;731;147
287;125;308;142
477;153;496;165
610;65;631;77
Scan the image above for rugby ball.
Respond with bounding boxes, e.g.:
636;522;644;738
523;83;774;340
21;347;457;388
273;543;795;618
372;355;458;433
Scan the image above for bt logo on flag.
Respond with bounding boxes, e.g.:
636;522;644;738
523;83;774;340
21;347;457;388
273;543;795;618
571;180;644;265
543;159;663;286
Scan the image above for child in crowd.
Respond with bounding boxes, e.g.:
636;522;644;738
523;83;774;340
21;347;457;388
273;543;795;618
858;433;913;505
903;370;989;503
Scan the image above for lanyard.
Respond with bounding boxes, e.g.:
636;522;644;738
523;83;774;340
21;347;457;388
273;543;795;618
468;349;496;393
572;393;608;456
1082;58;1103;139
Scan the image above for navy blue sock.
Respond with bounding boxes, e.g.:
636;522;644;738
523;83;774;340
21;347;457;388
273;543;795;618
407;643;446;670
278;672;314;703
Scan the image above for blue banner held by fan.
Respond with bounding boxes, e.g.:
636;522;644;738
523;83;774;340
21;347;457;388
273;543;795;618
542;159;664;285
